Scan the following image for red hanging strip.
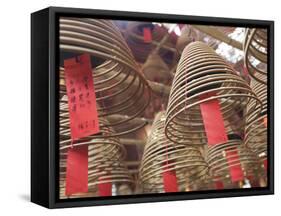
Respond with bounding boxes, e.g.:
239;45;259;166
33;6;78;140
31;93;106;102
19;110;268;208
162;158;178;193
143;27;152;43
65;145;88;196
64;53;100;196
162;168;178;192
225;149;244;183
98;177;112;196
199;92;228;146
64;53;100;140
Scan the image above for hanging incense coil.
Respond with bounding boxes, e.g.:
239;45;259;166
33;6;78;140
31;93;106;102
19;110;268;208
60;148;134;198
207;138;263;186
164;41;262;145
124;21;176;64
59;97;134;198
139;112;209;193
59;96;128;148
142;52;171;83
59;17;151;136
245;73;267;158
125;21;155;63
244;28;267;84
60;142;134;198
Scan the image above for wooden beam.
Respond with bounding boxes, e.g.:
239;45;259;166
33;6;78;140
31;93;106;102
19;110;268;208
193;25;243;50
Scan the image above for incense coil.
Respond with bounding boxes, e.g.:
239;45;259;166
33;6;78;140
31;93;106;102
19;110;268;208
139;112;209;193
245;73;267;158
59;95;134;197
124;22;176;64
59;97;127;150
60;143;134;198
125;22;155;63
207;139;263;184
60;149;134;198
59;17;151;136
244;28;267;84
59;99;134;198
165;41;262;145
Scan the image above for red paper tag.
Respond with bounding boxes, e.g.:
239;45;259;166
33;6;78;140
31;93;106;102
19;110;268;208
143;27;152;43
225;149;244;183
162;163;178;193
64;53;100;141
98;177;112;196
199;92;228;146
215;180;224;189
65;145;88;196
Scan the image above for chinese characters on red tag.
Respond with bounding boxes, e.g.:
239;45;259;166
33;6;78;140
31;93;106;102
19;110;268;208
64;53;100;141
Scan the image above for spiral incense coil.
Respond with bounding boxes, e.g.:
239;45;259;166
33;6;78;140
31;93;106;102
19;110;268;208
244;28;267;84
59;99;127;150
245;73;267;157
59;95;133;198
59;100;134;198
125;21;176;63
125;22;155;63
59;17;151;136
139;112;209;193
207;139;262;184
164;41;262;145
60;143;134;198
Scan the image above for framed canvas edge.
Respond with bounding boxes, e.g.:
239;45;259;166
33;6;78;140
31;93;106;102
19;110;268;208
42;6;274;209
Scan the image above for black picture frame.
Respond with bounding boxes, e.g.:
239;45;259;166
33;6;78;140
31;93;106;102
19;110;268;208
31;6;274;209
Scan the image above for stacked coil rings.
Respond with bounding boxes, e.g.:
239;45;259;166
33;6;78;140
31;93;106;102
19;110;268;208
59;96;134;198
244;74;267;158
207;138;262;184
124;21;176;64
244;28;267;85
125;22;156;63
165;41;262;146
59;17;151;136
244;28;268;163
139;112;209;193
